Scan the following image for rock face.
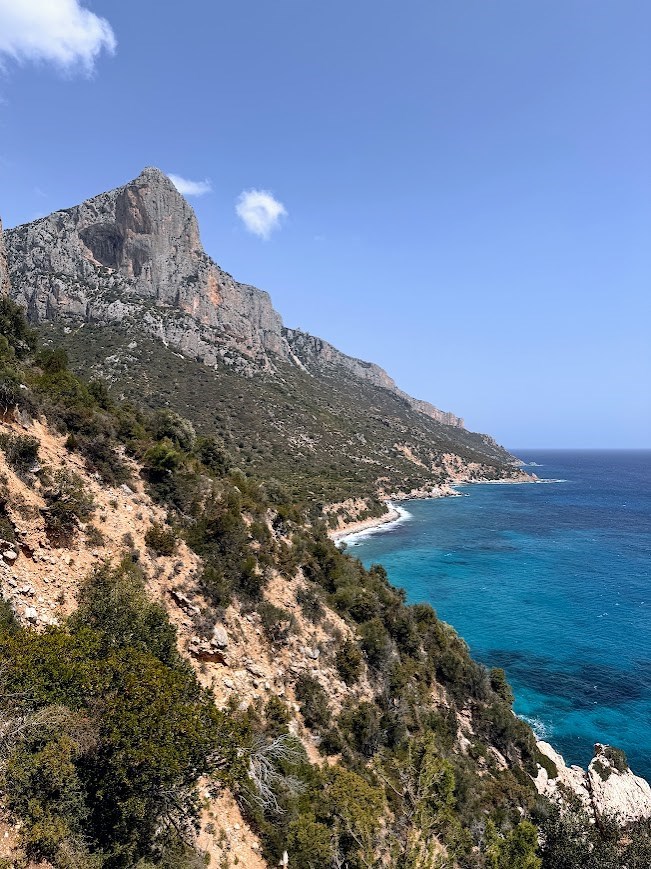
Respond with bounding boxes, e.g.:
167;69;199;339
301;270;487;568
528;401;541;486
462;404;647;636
284;329;464;426
588;744;651;823
535;741;651;824
4;168;463;427
0;218;10;296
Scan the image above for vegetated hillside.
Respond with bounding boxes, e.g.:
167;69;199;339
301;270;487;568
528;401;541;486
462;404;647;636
3;168;527;508
37;320;525;507
0;299;650;867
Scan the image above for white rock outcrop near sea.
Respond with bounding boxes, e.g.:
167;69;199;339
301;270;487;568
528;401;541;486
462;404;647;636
535;740;651;824
587;743;651;823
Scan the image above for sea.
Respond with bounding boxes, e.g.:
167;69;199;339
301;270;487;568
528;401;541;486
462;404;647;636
343;451;651;780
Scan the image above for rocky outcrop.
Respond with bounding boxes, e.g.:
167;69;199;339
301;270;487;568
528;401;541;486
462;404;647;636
0;218;10;296
284;329;464;426
4;168;285;371
535;741;651;824
4;168;462;425
588;744;651;823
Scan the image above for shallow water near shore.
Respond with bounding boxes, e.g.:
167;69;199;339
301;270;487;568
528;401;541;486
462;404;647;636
347;451;651;779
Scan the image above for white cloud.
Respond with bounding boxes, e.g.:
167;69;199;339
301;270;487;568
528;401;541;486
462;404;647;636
236;189;287;240
167;174;213;197
0;0;116;73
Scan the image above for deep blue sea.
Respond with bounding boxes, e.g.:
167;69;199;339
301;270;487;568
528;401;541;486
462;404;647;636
346;451;651;779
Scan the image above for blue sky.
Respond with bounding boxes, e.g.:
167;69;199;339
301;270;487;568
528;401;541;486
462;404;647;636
0;1;649;448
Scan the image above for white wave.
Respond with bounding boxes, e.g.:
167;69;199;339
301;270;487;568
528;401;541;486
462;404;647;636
336;502;412;547
521;715;553;741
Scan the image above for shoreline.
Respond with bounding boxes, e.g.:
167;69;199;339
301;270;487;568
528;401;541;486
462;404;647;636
329;501;408;545
329;474;566;547
329;471;651;814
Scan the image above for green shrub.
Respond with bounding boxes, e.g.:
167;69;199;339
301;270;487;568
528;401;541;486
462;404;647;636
0;433;40;474
257;601;295;646
152;410;196;451
144;440;183;476
0;370;24;414
0;569;251;867
84;525;105;547
297;584;324;624
534;746;558;780
144;522;177;556
602;745;628;773
195;435;230;476
294;674;331;730
0;297;37;360
286;814;334;868
484;818;541;868
490;667;514;704
335;637;363;685
339;702;383;758
592;758;610;781
359;618;391;670
41;470;94;544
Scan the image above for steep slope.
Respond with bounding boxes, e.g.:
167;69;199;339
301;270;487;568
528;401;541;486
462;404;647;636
0;262;649;867
3;169;526;503
37;319;525;505
0;218;9;296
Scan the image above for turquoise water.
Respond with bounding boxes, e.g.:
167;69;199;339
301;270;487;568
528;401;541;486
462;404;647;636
346;451;651;779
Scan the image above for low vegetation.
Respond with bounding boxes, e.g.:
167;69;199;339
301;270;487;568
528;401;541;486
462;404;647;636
0;297;645;867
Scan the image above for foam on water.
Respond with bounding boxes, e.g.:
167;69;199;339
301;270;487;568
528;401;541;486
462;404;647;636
337;502;413;546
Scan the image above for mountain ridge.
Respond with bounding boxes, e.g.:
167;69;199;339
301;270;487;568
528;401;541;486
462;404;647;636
4;167;465;428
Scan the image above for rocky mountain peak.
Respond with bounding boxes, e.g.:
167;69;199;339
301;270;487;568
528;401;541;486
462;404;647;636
4;170;464;426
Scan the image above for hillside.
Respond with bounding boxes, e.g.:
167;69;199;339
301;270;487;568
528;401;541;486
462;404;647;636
3;169;527;506
1;204;651;867
0;294;648;867
2;176;650;868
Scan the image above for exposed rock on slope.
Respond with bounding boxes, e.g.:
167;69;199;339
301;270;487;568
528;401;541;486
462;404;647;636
535;741;651;824
0;218;9;296
4;167;462;426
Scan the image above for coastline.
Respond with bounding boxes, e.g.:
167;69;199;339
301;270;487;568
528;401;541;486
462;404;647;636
328;474;546;546
329;501;408;545
332;464;651;812
329;471;549;547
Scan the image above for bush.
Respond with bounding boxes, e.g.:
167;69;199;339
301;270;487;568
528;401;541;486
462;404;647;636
339;702;383;758
41;470;94;543
152;410;196;452
286;814;334;868
335;638;363;685
257;601;295;646
294;674;331;730
144;522;177;556
69;559;179;664
0;297;37;360
144;440;183;476
602;745;628;773
297;584;324;624
359;618;391;670
490;667;514;704
195;436;230;476
0;575;250;868
0;370;23;414
534;746;558;780
484;819;541;868
0;433;39;474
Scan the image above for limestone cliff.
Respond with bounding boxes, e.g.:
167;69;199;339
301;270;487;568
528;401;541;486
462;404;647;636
0;218;9;296
3;168;463;427
535;741;651;824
